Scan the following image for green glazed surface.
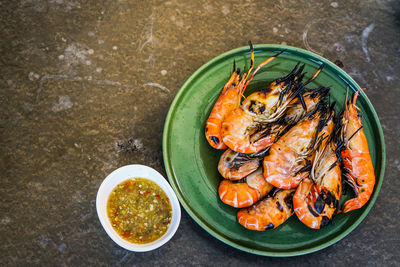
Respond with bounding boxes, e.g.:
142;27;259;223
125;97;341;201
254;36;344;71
162;44;385;256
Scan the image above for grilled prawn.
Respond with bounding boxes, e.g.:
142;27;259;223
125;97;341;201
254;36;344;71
264;105;334;189
205;60;247;149
293;123;341;229
340;90;375;213
205;42;281;149
222;64;324;154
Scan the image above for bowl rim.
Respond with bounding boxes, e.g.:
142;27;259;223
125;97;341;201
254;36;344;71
162;43;386;256
96;164;181;252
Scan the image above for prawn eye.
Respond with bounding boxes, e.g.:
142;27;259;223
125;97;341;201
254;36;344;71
284;191;294;211
276;201;283;212
210;136;220;145
265;223;274;230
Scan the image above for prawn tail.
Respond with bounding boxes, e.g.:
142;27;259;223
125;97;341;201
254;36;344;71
293;179;321;229
342;198;363;213
237;211;264;231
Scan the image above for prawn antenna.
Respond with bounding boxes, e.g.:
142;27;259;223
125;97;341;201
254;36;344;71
295;160;312;175
271;49;286;59
304;63;325;86
348;126;363;141
248;40;253;50
275;62;300;84
297;72;306;84
299;92;306;110
248;41;255;73
295;65;306;80
289;83;307;110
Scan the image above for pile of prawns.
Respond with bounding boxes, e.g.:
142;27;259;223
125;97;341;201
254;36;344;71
205;42;375;231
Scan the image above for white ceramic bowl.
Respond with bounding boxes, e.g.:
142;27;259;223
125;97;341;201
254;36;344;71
96;164;181;252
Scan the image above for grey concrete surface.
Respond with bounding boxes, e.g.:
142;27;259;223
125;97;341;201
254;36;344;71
1;0;399;265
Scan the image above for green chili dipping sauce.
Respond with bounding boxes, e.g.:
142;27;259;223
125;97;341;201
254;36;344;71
107;178;172;244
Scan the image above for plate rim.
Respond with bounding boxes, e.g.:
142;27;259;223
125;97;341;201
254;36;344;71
162;44;386;257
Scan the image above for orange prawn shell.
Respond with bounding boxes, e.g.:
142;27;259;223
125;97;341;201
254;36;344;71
237;189;295;231
341;91;375;213
293;168;341;229
293;178;320;228
263;144;304;189
293;118;341;230
218;168;274;208
205;72;241;149
219;180;260;208
217;149;260;180
221;107;276;154
264;113;323;189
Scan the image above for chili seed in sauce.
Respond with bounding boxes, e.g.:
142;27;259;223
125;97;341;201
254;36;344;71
107;178;172;244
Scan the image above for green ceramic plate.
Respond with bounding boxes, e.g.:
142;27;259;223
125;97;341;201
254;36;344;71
162;44;385;256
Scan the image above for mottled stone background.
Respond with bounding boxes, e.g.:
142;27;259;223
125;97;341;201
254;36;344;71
1;0;399;265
